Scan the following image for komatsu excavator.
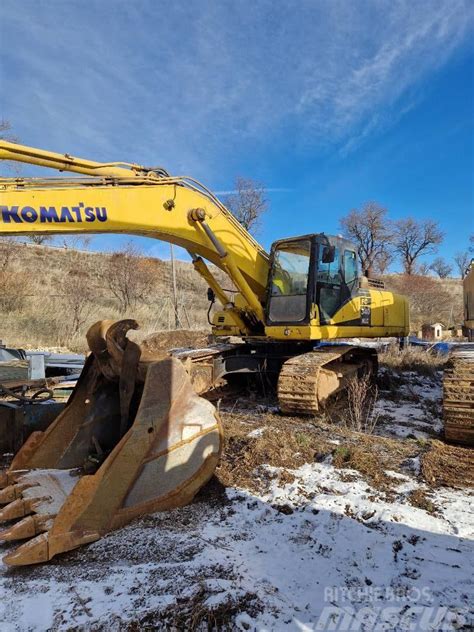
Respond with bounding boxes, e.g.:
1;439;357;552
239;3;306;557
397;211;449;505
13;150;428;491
0;141;409;566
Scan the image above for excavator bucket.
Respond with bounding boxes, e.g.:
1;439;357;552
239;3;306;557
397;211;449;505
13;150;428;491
0;320;222;566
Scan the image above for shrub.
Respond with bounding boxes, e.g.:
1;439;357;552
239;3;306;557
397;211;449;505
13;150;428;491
379;346;448;376
0;270;31;312
341;373;379;434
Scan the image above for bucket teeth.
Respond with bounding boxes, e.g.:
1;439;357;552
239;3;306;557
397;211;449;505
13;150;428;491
3;533;50;566
0;497;44;522
0;483;33;505
0;469;79;564
0;485;17;505
0;470;29;489
0;514;52;542
0;320;223;567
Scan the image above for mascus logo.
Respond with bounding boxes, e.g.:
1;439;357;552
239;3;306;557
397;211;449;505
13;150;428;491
0;204;108;223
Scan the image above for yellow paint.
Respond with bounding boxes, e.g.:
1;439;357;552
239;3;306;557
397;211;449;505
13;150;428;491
266;290;409;339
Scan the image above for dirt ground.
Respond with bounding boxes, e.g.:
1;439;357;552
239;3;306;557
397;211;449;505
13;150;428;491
141;329;211;357
216;391;473;501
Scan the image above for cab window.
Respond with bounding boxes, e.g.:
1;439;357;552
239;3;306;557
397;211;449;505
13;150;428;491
268;241;311;322
316;245;341;322
343;250;358;283
317;246;341;284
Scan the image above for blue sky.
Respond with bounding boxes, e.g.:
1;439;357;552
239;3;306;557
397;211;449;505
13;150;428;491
1;0;473;268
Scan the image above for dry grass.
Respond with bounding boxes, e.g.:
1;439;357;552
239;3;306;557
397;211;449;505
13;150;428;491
340;374;379;434
218;405;472;499
217;411;416;495
0;270;30;312
2;244;464;352
407;489;438;514
142;330;211;356
0;243;219;351
126;586;263;631
379;346;449;376
331;441;408;493
216;414;333;492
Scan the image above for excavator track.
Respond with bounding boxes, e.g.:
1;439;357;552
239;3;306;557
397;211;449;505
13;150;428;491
443;344;474;446
278;346;375;415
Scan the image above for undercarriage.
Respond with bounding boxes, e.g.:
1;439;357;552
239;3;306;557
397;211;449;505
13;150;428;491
175;338;377;415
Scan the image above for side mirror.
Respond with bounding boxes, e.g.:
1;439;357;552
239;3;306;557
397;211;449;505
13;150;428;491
322;245;336;264
207;287;216;303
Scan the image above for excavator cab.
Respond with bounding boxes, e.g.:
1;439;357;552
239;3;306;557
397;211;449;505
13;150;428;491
266;234;360;326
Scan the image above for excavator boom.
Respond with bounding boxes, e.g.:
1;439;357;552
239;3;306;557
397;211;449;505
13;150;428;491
0;140;269;332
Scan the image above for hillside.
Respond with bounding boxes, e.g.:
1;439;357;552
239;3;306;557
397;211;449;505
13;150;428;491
0;242;217;351
0;242;464;351
384;274;463;332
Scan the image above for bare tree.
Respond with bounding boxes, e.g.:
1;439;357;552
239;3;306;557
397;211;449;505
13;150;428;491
28;234;53;246
0;120;15;141
0;122;23;253
339;202;392;277
387;274;460;331
0;120;22;178
454;251;471;279
430;257;452;279
59;271;94;335
392;218;443;275
224;177;268;234
417;262;431;276
373;246;393;275
105;242;157;313
61;235;92;250
0;237;18;271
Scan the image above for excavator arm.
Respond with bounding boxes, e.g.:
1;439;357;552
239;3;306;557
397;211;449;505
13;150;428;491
0;140;270;332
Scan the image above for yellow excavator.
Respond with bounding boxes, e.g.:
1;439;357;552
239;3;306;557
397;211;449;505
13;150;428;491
0;141;409;566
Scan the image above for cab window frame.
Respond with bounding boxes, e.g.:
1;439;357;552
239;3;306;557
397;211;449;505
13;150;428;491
266;238;314;325
343;249;358;285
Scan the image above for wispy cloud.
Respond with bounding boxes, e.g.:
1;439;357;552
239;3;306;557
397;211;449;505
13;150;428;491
1;0;473;176
214;188;293;195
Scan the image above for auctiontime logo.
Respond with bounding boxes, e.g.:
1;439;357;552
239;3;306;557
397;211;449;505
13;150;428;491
0;204;108;224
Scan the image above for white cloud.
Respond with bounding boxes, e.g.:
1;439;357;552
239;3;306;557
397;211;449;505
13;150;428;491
214;188;292;195
1;0;473;176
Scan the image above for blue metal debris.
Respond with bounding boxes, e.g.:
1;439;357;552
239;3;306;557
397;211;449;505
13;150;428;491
0;401;66;454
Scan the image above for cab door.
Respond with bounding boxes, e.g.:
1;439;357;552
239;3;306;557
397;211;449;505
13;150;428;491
315;243;343;324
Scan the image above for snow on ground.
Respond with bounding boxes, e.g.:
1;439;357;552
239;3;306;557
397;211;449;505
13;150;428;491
375;370;444;440
1;459;472;631
0;368;472;631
